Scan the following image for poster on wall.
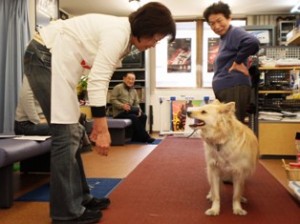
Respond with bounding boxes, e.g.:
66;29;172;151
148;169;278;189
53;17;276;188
170;100;202;132
35;0;59;31
155;21;197;88
207;37;220;73
167;38;191;73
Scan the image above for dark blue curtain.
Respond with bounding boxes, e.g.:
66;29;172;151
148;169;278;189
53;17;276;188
0;0;31;133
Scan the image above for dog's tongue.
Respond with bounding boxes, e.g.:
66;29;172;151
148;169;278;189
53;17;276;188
189;119;205;127
194;119;201;123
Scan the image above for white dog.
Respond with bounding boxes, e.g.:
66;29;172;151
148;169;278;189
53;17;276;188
187;100;259;216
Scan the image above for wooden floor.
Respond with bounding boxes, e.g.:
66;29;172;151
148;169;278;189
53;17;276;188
0;134;297;224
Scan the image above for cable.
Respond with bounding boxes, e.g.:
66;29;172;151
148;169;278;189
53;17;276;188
186;129;198;138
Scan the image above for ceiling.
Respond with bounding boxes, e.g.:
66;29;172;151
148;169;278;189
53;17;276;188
59;0;299;19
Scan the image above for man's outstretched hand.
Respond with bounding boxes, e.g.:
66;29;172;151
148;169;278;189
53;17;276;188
90;117;111;156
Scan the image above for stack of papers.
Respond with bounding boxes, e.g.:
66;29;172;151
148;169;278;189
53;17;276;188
259;111;300;121
259;111;283;121
276;58;300;67
0;134;18;139
13;135;51;141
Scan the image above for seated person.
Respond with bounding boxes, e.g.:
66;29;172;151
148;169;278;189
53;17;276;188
110;72;155;143
15;76;91;151
14;75;50;136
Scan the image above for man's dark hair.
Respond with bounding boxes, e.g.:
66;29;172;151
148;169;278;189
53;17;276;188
203;1;231;22
123;72;135;78
129;2;176;42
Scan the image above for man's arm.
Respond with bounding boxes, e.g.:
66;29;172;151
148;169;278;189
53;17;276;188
90;117;111;156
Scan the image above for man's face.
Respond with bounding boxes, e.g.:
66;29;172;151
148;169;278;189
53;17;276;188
123;73;136;88
208;13;231;36
132;34;165;51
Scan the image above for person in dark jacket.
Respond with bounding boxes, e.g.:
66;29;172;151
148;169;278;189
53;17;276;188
203;1;260;123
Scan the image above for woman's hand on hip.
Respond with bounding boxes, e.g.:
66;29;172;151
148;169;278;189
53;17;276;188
229;61;249;76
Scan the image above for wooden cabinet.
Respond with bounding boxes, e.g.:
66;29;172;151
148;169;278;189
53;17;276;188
259;122;299;156
258;66;300;156
287;31;300;46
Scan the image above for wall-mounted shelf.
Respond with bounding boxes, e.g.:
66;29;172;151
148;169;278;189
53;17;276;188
259;122;300;156
258;90;293;94
259;66;300;70
287;32;300;46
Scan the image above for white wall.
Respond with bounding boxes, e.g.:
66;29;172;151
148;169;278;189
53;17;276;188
28;0;35;36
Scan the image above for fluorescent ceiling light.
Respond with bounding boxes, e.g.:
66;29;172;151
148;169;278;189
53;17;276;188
291;2;300;13
129;0;141;11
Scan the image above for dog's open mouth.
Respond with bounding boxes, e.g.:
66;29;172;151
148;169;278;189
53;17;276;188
189;119;205;128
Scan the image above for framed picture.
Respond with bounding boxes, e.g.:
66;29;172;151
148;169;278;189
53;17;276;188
207;37;220;73
167;38;192;73
170;100;202;132
121;46;144;68
155;21;197;88
35;0;59;31
244;25;275;46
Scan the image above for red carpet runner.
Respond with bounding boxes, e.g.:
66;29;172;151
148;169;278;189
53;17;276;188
102;136;300;224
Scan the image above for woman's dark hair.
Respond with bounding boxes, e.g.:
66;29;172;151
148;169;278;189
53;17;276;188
129;2;176;42
203;1;231;22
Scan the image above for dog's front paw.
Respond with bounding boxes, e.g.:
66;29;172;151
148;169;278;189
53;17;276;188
233;207;247;215
205;208;220;216
233;201;247;215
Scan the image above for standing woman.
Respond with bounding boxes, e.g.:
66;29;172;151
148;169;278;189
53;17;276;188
203;1;259;123
24;2;175;223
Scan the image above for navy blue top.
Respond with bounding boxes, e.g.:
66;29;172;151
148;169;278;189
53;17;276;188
212;25;260;92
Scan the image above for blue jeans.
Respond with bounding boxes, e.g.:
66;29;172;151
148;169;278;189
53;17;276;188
14;120;50;135
24;39;92;220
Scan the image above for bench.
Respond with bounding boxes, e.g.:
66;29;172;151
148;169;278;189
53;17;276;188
107;118;132;145
80;106;133;145
85;118;133;146
0;138;51;208
0;118;131;208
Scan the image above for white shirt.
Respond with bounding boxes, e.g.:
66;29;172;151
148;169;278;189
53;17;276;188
39;14;132;123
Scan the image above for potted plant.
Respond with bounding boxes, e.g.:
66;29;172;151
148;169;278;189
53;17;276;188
77;75;88;103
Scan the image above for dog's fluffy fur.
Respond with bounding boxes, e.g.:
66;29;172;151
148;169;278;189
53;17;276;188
187;100;259;216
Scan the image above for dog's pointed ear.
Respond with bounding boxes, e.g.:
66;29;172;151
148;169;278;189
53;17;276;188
220;102;236;114
212;99;221;105
226;102;236;113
